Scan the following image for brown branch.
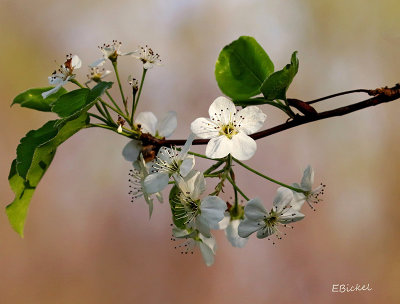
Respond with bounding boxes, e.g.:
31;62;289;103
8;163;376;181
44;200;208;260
140;84;400;147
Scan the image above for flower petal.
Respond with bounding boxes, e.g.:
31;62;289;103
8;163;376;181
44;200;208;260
196;216;212;238
238;218;261;238
180;156;195;177
178;170;205;199
236;106;267;135
71;55;82;69
144;172;169;194
226;219;249;248
205;135;233;159
301;165;314;191
290;189;306;211
190;117;219;139
198;236;216;266
89;58;106;68
244;198;267;220
256;227;274;239
122;140;142;162
157;111;177;138
42;84;63;99
273;187;294;213
199;196;227;225
208;96;237;125
229;132;257;160
178;133;195;158
279;209;305;223
136;112;158;135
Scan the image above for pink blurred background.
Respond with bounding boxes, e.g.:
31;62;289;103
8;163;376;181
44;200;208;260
1;0;399;303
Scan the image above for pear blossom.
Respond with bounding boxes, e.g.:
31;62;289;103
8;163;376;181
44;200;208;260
172;226;217;267
172;170;227;237
190;96;267;160
238;187;305;241
128;154;162;218
42;54;82;99
86;65;111;83
90;40;135;67
143;134;195;194
217;214;248;248
292;165;326;211
132;45;161;69
122;111;177;162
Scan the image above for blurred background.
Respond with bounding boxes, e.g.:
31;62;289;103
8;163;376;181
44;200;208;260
1;0;399;303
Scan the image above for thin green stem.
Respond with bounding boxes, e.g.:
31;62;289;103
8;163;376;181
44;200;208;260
88;113;112;125
112;61;126;107
106;90;125;116
132;68;147;120
88;123;133;137
99;99;130;122
187;151;216;160
232;157;305;193
204;160;224;175
226;176;249;201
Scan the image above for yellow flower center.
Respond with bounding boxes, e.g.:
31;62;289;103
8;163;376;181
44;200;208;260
219;122;238;139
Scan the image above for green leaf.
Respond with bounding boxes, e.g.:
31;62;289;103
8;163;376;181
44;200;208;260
260;51;299;101
11;87;68;111
51;81;113;120
169;185;186;230
6;113;89;237
215;36;274;100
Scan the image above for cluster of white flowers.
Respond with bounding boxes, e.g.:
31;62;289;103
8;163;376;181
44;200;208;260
123;95;325;266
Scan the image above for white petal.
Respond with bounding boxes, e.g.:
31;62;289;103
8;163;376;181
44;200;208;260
244;198;267;220
122;140;142;162
157;147;174;164
143;194;154;218
42;84;63;99
226;219;249;248
215;213;230;230
198;237;216;267
236;106;267;135
179;156;195;177
178;133;195;158
196;216;212;238
291;189;306;211
208;96;237;125
71;55;82;69
205;135;233;159
190;117;220;139
273;187;294;213
48;74;64;85
157;111;177;138
143;172;169;194
156;192;163;204
238;218;261;238
279;209;305;223
136;112;158;135
143;62;153;69
177;170;205;199
89;58;106;68
199;196;227;225
256;228;274;239
301;165;314;191
229;132;257;161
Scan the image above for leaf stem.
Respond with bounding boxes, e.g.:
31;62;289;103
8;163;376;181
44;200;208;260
112;61;126;108
226;175;249;201
307;89;370;105
132;68;147;120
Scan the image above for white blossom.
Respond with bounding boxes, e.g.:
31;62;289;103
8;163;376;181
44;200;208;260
172;226;217;267
122;111;177;162
238;188;305;241
87;65;111;83
90;40;135;67
190;96;267;160
42;54;82;99
292;165;326;211
143;134;195;194
172;170;227;237
128;154;162;218
132;45;162;69
217;214;248;248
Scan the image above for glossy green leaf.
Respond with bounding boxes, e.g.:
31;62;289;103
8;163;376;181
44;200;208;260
169;185;186;230
215;36;274;100
51;81;112;120
6;113;89;237
11;87;68;111
260;51;299;101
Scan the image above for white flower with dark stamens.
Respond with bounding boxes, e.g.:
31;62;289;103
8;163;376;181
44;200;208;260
128;75;139;91
42;54;82;99
132;45;162;69
122;111;177;162
217;214;248;248
144;134;195;194
90;40;135;67
172;170;227;237
190;96;267;160
87;65;111;83
128;154;162;218
238;188;305;241
172;226;217;267
292;165;326;211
